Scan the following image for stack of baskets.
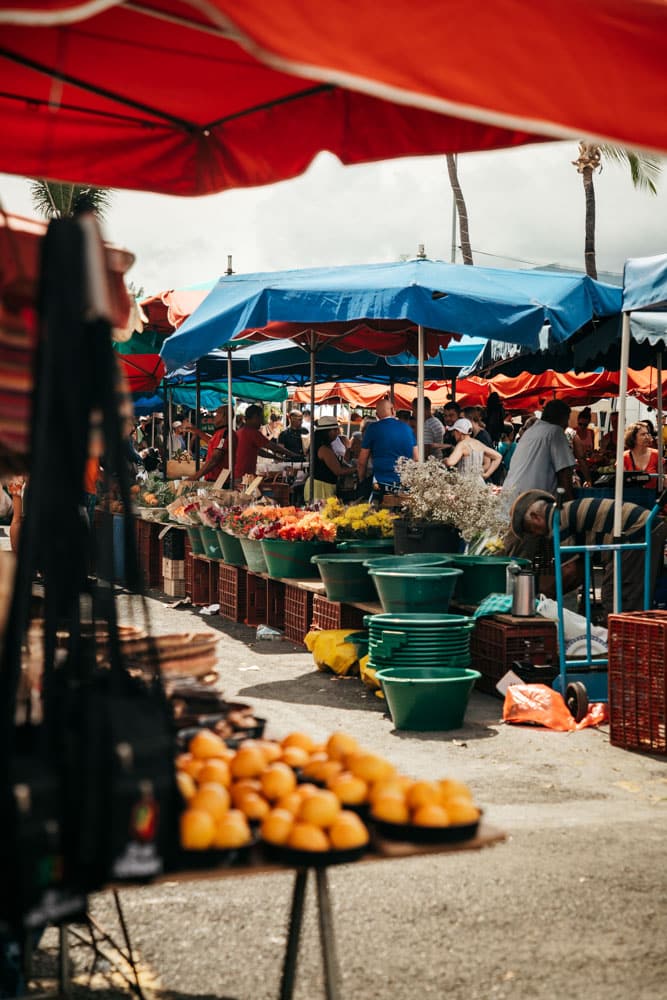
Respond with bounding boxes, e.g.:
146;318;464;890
364;611;475;671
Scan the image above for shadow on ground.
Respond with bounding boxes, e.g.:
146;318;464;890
239;671;385;711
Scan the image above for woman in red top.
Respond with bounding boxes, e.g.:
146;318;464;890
623;422;660;489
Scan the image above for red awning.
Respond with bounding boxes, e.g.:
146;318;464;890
0;2;664;196
117;353;166;394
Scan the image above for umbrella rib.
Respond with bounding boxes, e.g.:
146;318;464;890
0;47;196;131
0;88;164;129
203;83;332;129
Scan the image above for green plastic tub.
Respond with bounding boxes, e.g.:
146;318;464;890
363;552;452;571
187;525;205;556
375;667;481;731
368;565;463;613
336;538;394;555
216;529;246;567
311;552;377;602
199;526;222;559
262;538;335;579
450;555;530;605
239;536;268;574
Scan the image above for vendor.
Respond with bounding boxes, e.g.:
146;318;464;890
509;489;667;614
234;404;303;482
623;421;660;489
183;405;237;482
304;416;351;501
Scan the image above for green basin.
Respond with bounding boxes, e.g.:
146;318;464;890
368;566;462;614
376;667;480;731
187;525;205;556
336;538;395;555
199;526;222;559
311;552;377;602
216;529;246;567
239;536;268;574
262;538;335;579
363;552;452;571
450;555;530;605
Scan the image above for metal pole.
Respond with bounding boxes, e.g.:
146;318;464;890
451;373;457;403
227;348;234;483
658;351;664;491
417;325;425;461
613;312;631;609
309;332;316;501
168;386;173;458
195;360;201;472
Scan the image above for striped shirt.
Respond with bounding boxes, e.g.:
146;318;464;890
547;498;651;547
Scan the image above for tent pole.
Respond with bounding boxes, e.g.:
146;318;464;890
195;360;201;472
658;351;664;492
227;348;234;484
451;373;457;403
309;332;316;502
168;386;173;458
417;325;425;461
389;379;395;406
613;312;631;611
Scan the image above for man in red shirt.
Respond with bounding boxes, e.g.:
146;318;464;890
234;404;301;482
184;405;237;482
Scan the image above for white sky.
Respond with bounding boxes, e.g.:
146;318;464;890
1;140;665;295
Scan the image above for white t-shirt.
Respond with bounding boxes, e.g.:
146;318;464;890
331;436;346;459
503;420;575;497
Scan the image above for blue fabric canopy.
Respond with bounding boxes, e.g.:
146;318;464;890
623;254;667;312
160;259;622;371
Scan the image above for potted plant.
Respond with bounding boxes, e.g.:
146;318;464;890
394;458;509;555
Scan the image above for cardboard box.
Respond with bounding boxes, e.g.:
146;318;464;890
163;578;186;597
163;558;185;580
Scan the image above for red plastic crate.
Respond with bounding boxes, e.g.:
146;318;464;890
284;585;313;645
608;611;667;755
311;594;364;631
208;560;219;607
245;572;268;625
470;615;558;696
190;555;212;606
267;578;285;630
218;564;247;622
135;518;162;588
185;551;193;594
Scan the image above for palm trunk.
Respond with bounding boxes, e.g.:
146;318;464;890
446;154;473;265
582;165;597;279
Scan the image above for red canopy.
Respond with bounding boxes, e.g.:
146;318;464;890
140;289;211;335
117;354;166;394
0;2;664;196
241;320;456;358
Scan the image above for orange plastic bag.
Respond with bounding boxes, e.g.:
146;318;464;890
502;684;608;732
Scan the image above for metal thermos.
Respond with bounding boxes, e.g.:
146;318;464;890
509;566;536;616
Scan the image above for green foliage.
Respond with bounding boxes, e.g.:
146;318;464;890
600;146;661;196
29;180;113;220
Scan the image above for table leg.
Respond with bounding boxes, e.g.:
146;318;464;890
279;868;308;1000
58;924;72;999
315;868;341;1000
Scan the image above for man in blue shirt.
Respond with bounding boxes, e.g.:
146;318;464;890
357;398;418;488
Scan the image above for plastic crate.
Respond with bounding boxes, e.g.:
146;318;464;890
162;527;185;559
284;585;313;645
311;594;364;631
135;518;162;588
608;611;667;755
470;615;558;696
266;578;286;630
208;560;220;607
185;551;193;594
218;564;248;622
190;556;212;606
246;572;268;625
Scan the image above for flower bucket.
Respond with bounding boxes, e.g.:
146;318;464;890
239;536;268;574
363;553;452;571
216;529;246;567
336;538;395;555
393;518;462;555
368;566;462;614
262;538;335;579
199;526;223;559
187;525;205;556
450;555;530;605
376;666;480;731
311;552;377;602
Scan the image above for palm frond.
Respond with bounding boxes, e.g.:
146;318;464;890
600;145;661;194
28;179;114;220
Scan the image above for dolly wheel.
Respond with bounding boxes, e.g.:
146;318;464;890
565;681;589;723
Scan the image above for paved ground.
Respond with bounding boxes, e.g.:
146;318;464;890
32;590;667;1000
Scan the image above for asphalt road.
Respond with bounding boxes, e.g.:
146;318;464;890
34;592;667;1000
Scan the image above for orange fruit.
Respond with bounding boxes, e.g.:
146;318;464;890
230;746;267;779
297;782;320;801
280;746;311;769
406;781;441;811
179;757;205;781
318;760;344;785
175;752;193;771
230;778;262;806
445;800;480;825
347;753;395;784
257;740;283;763
198;759;231;788
190;783;230;822
212;809;251;849
180;808;216;850
329;811;369;850
261;762;297;801
326;732;359;761
327;772;368;806
368;779;408;804
176;771;196;802
287;822;329;852
298;790;341;828
439;779;474;803
276;791;303;816
281;731;316;753
237;791;270;821
412;803;450;827
261;808;295;846
371;795;410;825
300;752;329;781
189;729;228;760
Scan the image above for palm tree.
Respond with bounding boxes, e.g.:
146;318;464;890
29;180;112;221
572;143;660;279
446;154;473;265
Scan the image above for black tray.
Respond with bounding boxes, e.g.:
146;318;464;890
261;841;367;868
371;813;481;844
178;834;258;870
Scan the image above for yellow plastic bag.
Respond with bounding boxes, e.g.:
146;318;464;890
359;654;385;698
304;629;360;676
